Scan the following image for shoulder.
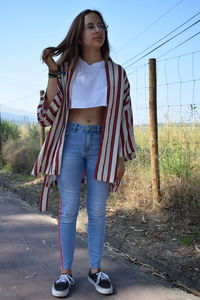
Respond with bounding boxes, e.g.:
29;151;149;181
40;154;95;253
106;59;127;78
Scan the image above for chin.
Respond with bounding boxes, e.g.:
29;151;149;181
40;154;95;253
93;41;104;48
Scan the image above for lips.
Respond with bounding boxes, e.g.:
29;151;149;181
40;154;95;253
93;37;103;40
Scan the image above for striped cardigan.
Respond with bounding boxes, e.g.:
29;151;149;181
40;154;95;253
32;58;136;212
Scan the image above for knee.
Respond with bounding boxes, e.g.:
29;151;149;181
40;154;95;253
59;210;78;224
88;207;106;223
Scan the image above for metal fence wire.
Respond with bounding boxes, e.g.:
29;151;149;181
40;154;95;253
127;50;200;209
0;51;200;210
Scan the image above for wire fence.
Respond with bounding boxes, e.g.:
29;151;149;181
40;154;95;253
0;92;38;125
0;50;200;209
125;50;200;209
128;50;200;125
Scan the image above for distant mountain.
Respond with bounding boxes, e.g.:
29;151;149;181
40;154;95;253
1;111;37;124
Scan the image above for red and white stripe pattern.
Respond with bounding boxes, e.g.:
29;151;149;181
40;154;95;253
32;59;136;212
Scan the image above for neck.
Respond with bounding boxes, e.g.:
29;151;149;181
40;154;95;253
81;48;103;65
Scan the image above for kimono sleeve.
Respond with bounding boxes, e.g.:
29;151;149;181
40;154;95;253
118;70;136;161
37;73;64;127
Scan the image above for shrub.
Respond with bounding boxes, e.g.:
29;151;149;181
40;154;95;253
134;145;150;166
0;119;20;143
20;124;40;141
3;139;39;174
160;141;192;178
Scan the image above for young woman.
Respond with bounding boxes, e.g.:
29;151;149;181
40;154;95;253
32;9;136;298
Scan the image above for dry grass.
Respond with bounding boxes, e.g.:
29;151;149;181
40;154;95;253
1;122;199;214
108;123;200;213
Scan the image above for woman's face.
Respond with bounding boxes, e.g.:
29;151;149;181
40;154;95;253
79;12;106;51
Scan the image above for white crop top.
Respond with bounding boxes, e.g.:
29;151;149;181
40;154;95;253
70;57;107;108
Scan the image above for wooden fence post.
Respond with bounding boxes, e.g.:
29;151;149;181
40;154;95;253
39;90;45;149
149;58;161;208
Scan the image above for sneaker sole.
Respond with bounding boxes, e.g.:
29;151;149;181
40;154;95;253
88;276;113;295
52;285;70;298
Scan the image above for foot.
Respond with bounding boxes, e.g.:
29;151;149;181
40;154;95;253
88;270;113;295
52;274;74;298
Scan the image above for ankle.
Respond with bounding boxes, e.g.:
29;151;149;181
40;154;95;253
90;267;101;274
61;269;72;276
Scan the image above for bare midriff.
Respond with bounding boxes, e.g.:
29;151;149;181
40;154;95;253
68;106;106;125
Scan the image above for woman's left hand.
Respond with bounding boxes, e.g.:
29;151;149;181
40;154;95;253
114;157;125;185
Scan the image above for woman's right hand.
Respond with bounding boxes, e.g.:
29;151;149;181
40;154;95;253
42;49;58;71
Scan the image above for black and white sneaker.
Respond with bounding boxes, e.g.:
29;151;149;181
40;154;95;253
88;270;113;295
52;274;74;298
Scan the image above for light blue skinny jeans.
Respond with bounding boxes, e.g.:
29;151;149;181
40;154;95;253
57;122;109;270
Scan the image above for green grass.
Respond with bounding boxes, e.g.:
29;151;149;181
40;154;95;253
0;121;200;211
179;236;193;246
0;119;20;143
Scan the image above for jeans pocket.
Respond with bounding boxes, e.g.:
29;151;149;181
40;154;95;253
65;129;85;149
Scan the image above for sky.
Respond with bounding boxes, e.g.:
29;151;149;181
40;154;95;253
1;0;200;124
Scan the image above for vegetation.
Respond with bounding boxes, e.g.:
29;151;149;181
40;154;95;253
0;119;20;143
109;123;200;211
1;122;40;174
0;120;199;211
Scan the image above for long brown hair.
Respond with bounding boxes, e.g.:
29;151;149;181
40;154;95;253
42;9;111;70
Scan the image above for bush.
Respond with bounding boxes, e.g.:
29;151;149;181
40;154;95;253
20;124;40;141
0;119;20;143
3;140;39;174
160;141;192;178
134;145;150;166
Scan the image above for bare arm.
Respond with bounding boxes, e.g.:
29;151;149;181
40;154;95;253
114;157;125;184
45;77;58;108
42;49;58;107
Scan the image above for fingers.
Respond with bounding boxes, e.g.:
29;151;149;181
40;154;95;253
114;178;121;186
42;50;57;69
43;49;53;59
114;173;123;185
114;169;125;185
42;49;54;63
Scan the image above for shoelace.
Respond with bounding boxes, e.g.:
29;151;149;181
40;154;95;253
56;274;74;286
96;272;110;284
